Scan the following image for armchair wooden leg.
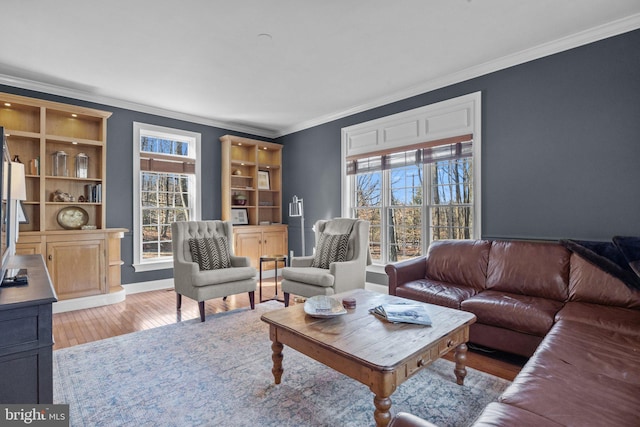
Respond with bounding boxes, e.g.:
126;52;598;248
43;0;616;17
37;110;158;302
198;301;205;322
176;293;182;310
284;293;290;307
248;291;255;309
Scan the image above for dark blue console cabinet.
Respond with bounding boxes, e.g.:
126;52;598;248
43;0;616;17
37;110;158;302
0;255;57;403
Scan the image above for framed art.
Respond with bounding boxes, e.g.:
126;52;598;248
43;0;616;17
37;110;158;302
231;208;249;225
257;170;270;190
17;201;29;224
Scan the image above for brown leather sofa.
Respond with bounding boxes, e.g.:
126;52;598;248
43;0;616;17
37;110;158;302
386;239;640;426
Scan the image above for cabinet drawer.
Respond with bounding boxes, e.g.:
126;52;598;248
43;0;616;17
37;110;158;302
0;307;39;355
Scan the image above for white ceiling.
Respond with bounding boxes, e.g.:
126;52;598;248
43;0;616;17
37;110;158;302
1;1;639;138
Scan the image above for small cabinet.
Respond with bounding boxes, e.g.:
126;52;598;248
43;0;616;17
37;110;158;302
233;225;288;270
16;230;125;301
0;255;57;404
46;238;105;300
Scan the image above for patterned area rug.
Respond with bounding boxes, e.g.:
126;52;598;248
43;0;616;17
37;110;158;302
53;301;510;426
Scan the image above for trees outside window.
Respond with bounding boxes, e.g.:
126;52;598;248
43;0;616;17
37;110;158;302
351;145;473;265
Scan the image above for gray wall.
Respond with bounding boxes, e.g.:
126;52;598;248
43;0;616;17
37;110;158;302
278;29;640;256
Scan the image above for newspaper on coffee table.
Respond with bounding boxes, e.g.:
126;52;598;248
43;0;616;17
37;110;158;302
369;303;432;326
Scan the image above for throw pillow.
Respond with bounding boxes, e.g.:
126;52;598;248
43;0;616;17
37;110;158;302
311;233;350;269
188;237;231;270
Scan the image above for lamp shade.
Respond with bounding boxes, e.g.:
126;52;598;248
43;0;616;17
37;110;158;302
10;162;27;201
289;195;303;217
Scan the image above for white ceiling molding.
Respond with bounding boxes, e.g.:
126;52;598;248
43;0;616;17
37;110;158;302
276;13;640;137
1;13;638;140
0;73;279;139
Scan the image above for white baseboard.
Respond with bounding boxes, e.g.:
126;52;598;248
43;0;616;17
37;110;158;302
53;288;126;314
123;278;174;295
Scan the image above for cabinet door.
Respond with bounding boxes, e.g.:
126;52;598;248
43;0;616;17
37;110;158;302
234;231;262;268
46;240;105;300
262;230;287;258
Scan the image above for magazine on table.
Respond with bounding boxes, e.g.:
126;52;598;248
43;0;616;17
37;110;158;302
369;303;432;326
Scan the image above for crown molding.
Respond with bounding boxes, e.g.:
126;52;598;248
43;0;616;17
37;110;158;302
275;13;640;138
1;13;638;140
0;74;278;139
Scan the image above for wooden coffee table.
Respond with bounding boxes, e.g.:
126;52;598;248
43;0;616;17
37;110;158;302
260;289;476;426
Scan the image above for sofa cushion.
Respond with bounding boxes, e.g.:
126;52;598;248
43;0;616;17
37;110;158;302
499;320;640;426
394;279;478;309
472;402;563;427
486;241;569;301
190;266;256;286
461;290;563;336
311;232;350;269
556;302;640;337
562;237;640;291
424;239;491;290
536;319;640;383
499;359;640;427
568;253;640;309
188;236;231;270
281;266;335;287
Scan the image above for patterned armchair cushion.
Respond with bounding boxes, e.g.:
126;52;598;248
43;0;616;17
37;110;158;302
188;236;231;270
311;232;350;269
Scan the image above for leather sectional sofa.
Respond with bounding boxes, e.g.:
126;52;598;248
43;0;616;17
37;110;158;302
385;239;640;426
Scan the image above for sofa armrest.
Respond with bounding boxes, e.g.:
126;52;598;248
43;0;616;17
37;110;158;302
389;412;438;427
385;256;427;295
230;255;251;268
173;258;199;291
291;256;315;267
331;259;366;293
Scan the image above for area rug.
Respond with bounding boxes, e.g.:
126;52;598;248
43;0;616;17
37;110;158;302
53;301;510;427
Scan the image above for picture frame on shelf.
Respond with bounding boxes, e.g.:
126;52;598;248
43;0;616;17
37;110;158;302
231;208;249;225
257;170;270;190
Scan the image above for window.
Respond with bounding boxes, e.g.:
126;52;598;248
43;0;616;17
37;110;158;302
348;135;476;264
133;123;201;272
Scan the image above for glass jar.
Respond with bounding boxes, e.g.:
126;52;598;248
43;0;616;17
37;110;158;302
52;151;68;177
75;153;89;178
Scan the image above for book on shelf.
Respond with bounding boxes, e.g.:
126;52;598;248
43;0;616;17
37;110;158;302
369;303;432;326
29;157;40;175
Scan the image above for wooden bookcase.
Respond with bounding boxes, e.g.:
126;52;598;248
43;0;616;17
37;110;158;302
219;135;287;268
0;92;126;300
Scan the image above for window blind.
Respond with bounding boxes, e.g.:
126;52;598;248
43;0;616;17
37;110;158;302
346;134;472;175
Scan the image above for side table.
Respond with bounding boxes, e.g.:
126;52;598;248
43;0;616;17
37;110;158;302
259;255;287;303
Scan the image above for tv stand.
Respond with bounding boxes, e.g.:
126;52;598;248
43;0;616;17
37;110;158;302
0;255;57;403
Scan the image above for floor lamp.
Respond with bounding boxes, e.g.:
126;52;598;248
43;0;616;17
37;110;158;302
288;195;305;256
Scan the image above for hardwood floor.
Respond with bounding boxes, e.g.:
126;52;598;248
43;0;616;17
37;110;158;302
52;281;525;381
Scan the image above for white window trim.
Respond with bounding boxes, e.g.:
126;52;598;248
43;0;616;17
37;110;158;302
132;122;202;272
341;92;482;265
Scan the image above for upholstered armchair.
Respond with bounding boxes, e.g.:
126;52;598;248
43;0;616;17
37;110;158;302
281;218;370;306
171;220;257;322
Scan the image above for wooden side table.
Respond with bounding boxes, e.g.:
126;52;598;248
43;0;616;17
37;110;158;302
259;254;287;303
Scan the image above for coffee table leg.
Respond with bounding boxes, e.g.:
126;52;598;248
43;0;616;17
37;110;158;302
271;340;284;384
454;342;468;385
373;394;392;427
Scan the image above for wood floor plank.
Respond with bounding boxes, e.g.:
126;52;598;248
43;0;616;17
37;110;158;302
52;282;524;381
